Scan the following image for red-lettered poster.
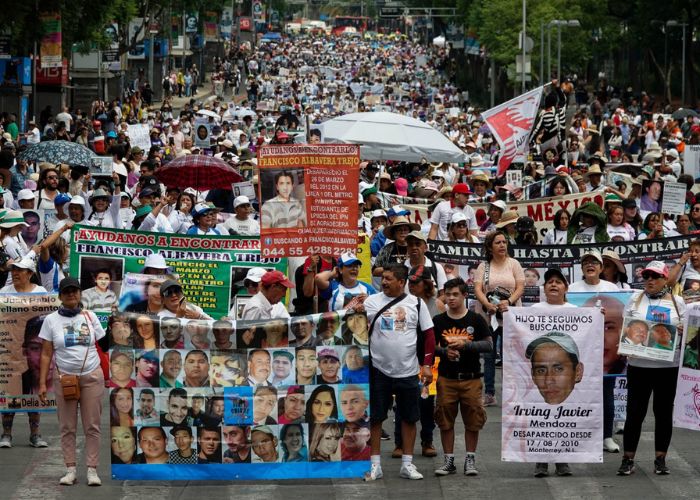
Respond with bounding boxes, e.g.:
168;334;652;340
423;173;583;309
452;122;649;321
258;144;360;258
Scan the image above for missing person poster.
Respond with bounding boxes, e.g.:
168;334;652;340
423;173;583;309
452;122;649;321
0;294;60;413
69;226;287;319
618;317;677;362
502;307;603;463
673;304;700;430
567;292;636;374
109;311;371;480
257;144;360;258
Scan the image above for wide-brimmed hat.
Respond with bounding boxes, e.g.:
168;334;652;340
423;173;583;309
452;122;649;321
495;210;518;228
602;249;627;276
382;216;420;239
0;210;29;228
470;171;491;188
584;164;603;179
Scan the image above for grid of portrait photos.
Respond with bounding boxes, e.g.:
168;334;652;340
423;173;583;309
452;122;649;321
108;310;371;466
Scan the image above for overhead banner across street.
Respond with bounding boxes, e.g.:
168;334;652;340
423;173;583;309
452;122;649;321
501;307;603;463
257;144;361;259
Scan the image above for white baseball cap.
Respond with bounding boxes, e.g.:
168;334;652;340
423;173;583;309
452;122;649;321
233;195;251;209
69;196;86;206
17;189;35;202
245;267;266;283
143;253;169;270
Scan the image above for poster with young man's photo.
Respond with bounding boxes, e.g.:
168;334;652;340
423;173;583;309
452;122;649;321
502;307;603;463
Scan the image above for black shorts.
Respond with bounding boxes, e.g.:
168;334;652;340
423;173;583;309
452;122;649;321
370;367;420;423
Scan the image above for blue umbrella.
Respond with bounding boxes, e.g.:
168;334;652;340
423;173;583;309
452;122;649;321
18;140;96;167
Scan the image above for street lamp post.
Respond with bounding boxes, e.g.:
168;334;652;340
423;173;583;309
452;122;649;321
666;20;687;105
549;19;580;80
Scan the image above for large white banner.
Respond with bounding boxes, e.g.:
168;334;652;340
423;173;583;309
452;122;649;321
673;304;700;430
502;307;603;463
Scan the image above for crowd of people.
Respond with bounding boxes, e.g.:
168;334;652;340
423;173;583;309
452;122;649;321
0;28;697;486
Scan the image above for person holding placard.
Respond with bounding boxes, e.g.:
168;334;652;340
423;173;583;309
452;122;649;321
617;261;685;476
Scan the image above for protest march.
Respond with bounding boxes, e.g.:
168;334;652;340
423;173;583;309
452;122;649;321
1;17;700;492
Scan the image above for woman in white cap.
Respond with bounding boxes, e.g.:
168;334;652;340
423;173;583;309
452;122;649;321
84;172;123;229
479;200;506;233
0;252;49;452
0;252;47;293
0;210;30;264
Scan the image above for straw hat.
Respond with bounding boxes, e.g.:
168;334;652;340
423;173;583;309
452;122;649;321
470;171;491;188
495;210;519;228
382;216;420;239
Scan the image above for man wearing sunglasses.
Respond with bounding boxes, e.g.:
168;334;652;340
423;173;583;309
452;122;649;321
158;280;213;320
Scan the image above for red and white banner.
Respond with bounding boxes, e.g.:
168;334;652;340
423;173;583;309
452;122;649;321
482;86;543;177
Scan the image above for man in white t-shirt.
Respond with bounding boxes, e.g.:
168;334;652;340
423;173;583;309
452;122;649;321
219;196;260;236
568;250;619;293
359;263;435;482
428;183;478;240
56;107;73;131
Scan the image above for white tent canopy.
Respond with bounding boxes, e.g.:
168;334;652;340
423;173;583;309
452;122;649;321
319;111;468;163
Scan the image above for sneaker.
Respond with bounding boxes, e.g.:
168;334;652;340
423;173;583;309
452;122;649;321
29;435;48;448
364;463;383;481
534;463;548;477
615;422;625;435
59;467;77;485
464;455;479;476
654;456;670;475
434;456;456;476
603;437;620;453
0;434;11;448
392;447;403;459
400;462;424;480
483;394;497;407
380;429;390;441
555;463;572;476
617;457;635;476
421;442;437;458
87;467;102;486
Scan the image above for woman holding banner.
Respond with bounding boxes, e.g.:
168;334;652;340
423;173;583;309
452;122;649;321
473;231;525;407
617;261;685;476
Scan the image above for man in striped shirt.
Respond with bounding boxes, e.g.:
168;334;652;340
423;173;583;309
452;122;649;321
261;170;306;228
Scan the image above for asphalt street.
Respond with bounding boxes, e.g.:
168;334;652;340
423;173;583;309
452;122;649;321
2;372;700;500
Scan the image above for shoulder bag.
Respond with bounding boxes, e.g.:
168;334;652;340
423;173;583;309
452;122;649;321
56;312;93;401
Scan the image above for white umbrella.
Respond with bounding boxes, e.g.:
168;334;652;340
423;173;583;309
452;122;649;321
319;111;468;163
196;109;220;120
236;108;257;120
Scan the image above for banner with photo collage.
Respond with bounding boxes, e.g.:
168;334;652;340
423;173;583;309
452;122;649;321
109;309;371;480
69;226;287;319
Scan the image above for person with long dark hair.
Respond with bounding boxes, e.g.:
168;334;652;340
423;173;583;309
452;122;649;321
473;231;525;406
306;384;338;424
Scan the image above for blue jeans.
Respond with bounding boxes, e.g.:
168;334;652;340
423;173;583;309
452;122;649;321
394;394;435;446
483;326;502;396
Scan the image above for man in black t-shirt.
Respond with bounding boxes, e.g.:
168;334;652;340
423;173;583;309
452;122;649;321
432;278;492;478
